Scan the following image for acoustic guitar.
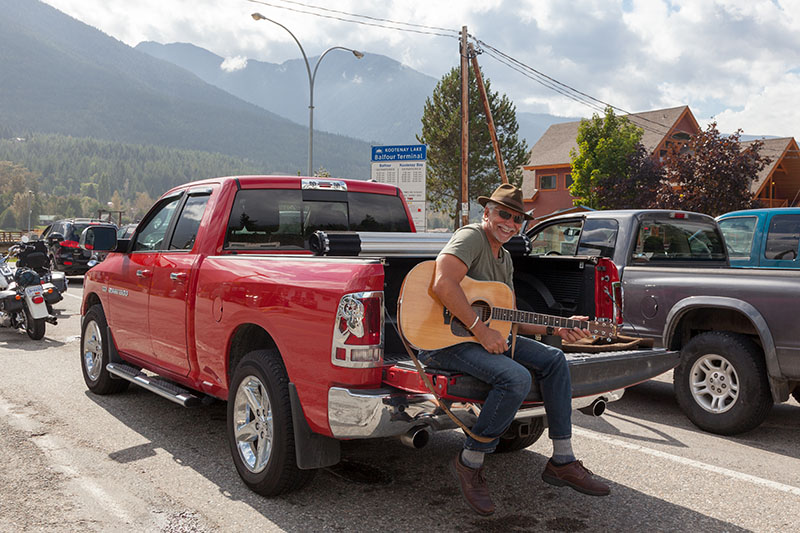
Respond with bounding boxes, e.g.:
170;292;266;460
398;260;617;350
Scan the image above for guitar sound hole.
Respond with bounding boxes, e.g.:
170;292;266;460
449;301;492;338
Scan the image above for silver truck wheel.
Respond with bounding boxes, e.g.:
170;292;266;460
689;354;738;414
81;304;128;395
83;319;104;382
232;374;274;474
675;331;771;435
227;349;316;496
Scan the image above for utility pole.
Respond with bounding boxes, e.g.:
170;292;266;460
469;43;508;185
459;26;469;228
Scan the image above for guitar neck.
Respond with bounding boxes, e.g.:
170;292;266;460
492;307;587;330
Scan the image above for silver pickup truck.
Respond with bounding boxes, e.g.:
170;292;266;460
525;209;800;435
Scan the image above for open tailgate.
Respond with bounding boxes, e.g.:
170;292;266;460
383;347;679;403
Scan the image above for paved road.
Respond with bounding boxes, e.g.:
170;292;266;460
0;279;798;532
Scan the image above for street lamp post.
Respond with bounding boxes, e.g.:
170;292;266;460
27;190;33;235
251;13;363;176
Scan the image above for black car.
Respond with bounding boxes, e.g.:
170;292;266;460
40;219;117;275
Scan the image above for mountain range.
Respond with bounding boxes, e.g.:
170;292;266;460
0;0;369;177
135;41;578;148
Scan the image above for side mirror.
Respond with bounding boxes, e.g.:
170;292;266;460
80;226;118;252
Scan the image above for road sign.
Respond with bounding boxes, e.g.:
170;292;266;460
371;145;427;231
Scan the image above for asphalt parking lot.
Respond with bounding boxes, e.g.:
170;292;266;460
0;277;798;532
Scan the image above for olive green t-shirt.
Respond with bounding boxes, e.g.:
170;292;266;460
439;223;514;290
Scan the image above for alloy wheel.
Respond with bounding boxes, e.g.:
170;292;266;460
233;375;274;473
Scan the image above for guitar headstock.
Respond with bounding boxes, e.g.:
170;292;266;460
588;318;618;340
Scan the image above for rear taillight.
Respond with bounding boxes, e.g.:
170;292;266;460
612;281;623;325
32;296;44;304
594;257;623;324
60;240;80;248
331;291;384;367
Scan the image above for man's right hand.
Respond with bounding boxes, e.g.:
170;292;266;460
473;322;508;354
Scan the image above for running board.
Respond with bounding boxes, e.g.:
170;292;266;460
106;363;201;407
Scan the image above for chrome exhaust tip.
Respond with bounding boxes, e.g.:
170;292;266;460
399;426;430;449
578;399;606;417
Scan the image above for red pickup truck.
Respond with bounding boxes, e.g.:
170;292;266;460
79;175;678;497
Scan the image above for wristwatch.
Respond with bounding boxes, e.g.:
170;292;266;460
546;326;555;336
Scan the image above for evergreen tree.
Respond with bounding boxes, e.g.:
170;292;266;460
418;66;529;220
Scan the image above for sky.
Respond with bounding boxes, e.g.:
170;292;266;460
41;0;800;140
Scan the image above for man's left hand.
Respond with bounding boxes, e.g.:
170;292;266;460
558;316;593;343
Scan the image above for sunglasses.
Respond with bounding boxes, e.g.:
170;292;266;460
496;209;524;224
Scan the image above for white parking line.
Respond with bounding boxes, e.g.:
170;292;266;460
574;427;800;496
65;292;82;300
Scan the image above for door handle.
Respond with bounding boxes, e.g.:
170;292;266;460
170;272;187;282
136;269;152;278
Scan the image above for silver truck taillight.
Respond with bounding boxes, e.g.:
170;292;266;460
331;291;384;368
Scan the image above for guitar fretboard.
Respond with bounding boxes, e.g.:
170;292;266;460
491;307;588;330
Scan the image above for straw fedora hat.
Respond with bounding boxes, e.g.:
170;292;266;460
477;183;534;220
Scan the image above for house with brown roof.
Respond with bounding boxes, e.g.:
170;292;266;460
521;105;702;216
745;137;800;207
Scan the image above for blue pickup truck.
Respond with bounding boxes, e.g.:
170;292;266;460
716;207;800;268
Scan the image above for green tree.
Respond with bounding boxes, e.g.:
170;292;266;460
569;106;644;208
418;66;529;220
656;123;769;216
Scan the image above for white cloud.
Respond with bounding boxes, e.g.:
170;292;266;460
713;73;800;138
220;55;247;72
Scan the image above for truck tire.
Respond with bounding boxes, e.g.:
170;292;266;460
495;418;545;453
227;349;316;496
81;304;129;394
22;307;46;340
674;331;772;435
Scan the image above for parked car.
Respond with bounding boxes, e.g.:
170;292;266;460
717;207;800;268
40;219;117;275
525;209;800;435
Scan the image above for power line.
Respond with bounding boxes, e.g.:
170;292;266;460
474;38;674;136
247;0;458;38
252;0;459;34
244;2;718;139
478;48;607;116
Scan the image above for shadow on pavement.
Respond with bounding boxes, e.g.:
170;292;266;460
84;386;753;532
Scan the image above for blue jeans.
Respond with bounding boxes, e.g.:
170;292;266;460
419;336;572;453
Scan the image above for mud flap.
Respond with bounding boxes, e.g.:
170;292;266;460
289;383;340;470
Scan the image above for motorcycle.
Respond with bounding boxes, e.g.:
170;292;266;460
0;237;64;340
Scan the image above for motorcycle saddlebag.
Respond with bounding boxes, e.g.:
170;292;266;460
50;271;68;294
0;290;23;312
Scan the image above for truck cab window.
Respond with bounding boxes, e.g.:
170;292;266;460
133;197;181;252
632;218;725;263
170;195;210;250
764;214;800;260
529;221;582;255
718;216;757;259
225;189;411;250
577;219;618;258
